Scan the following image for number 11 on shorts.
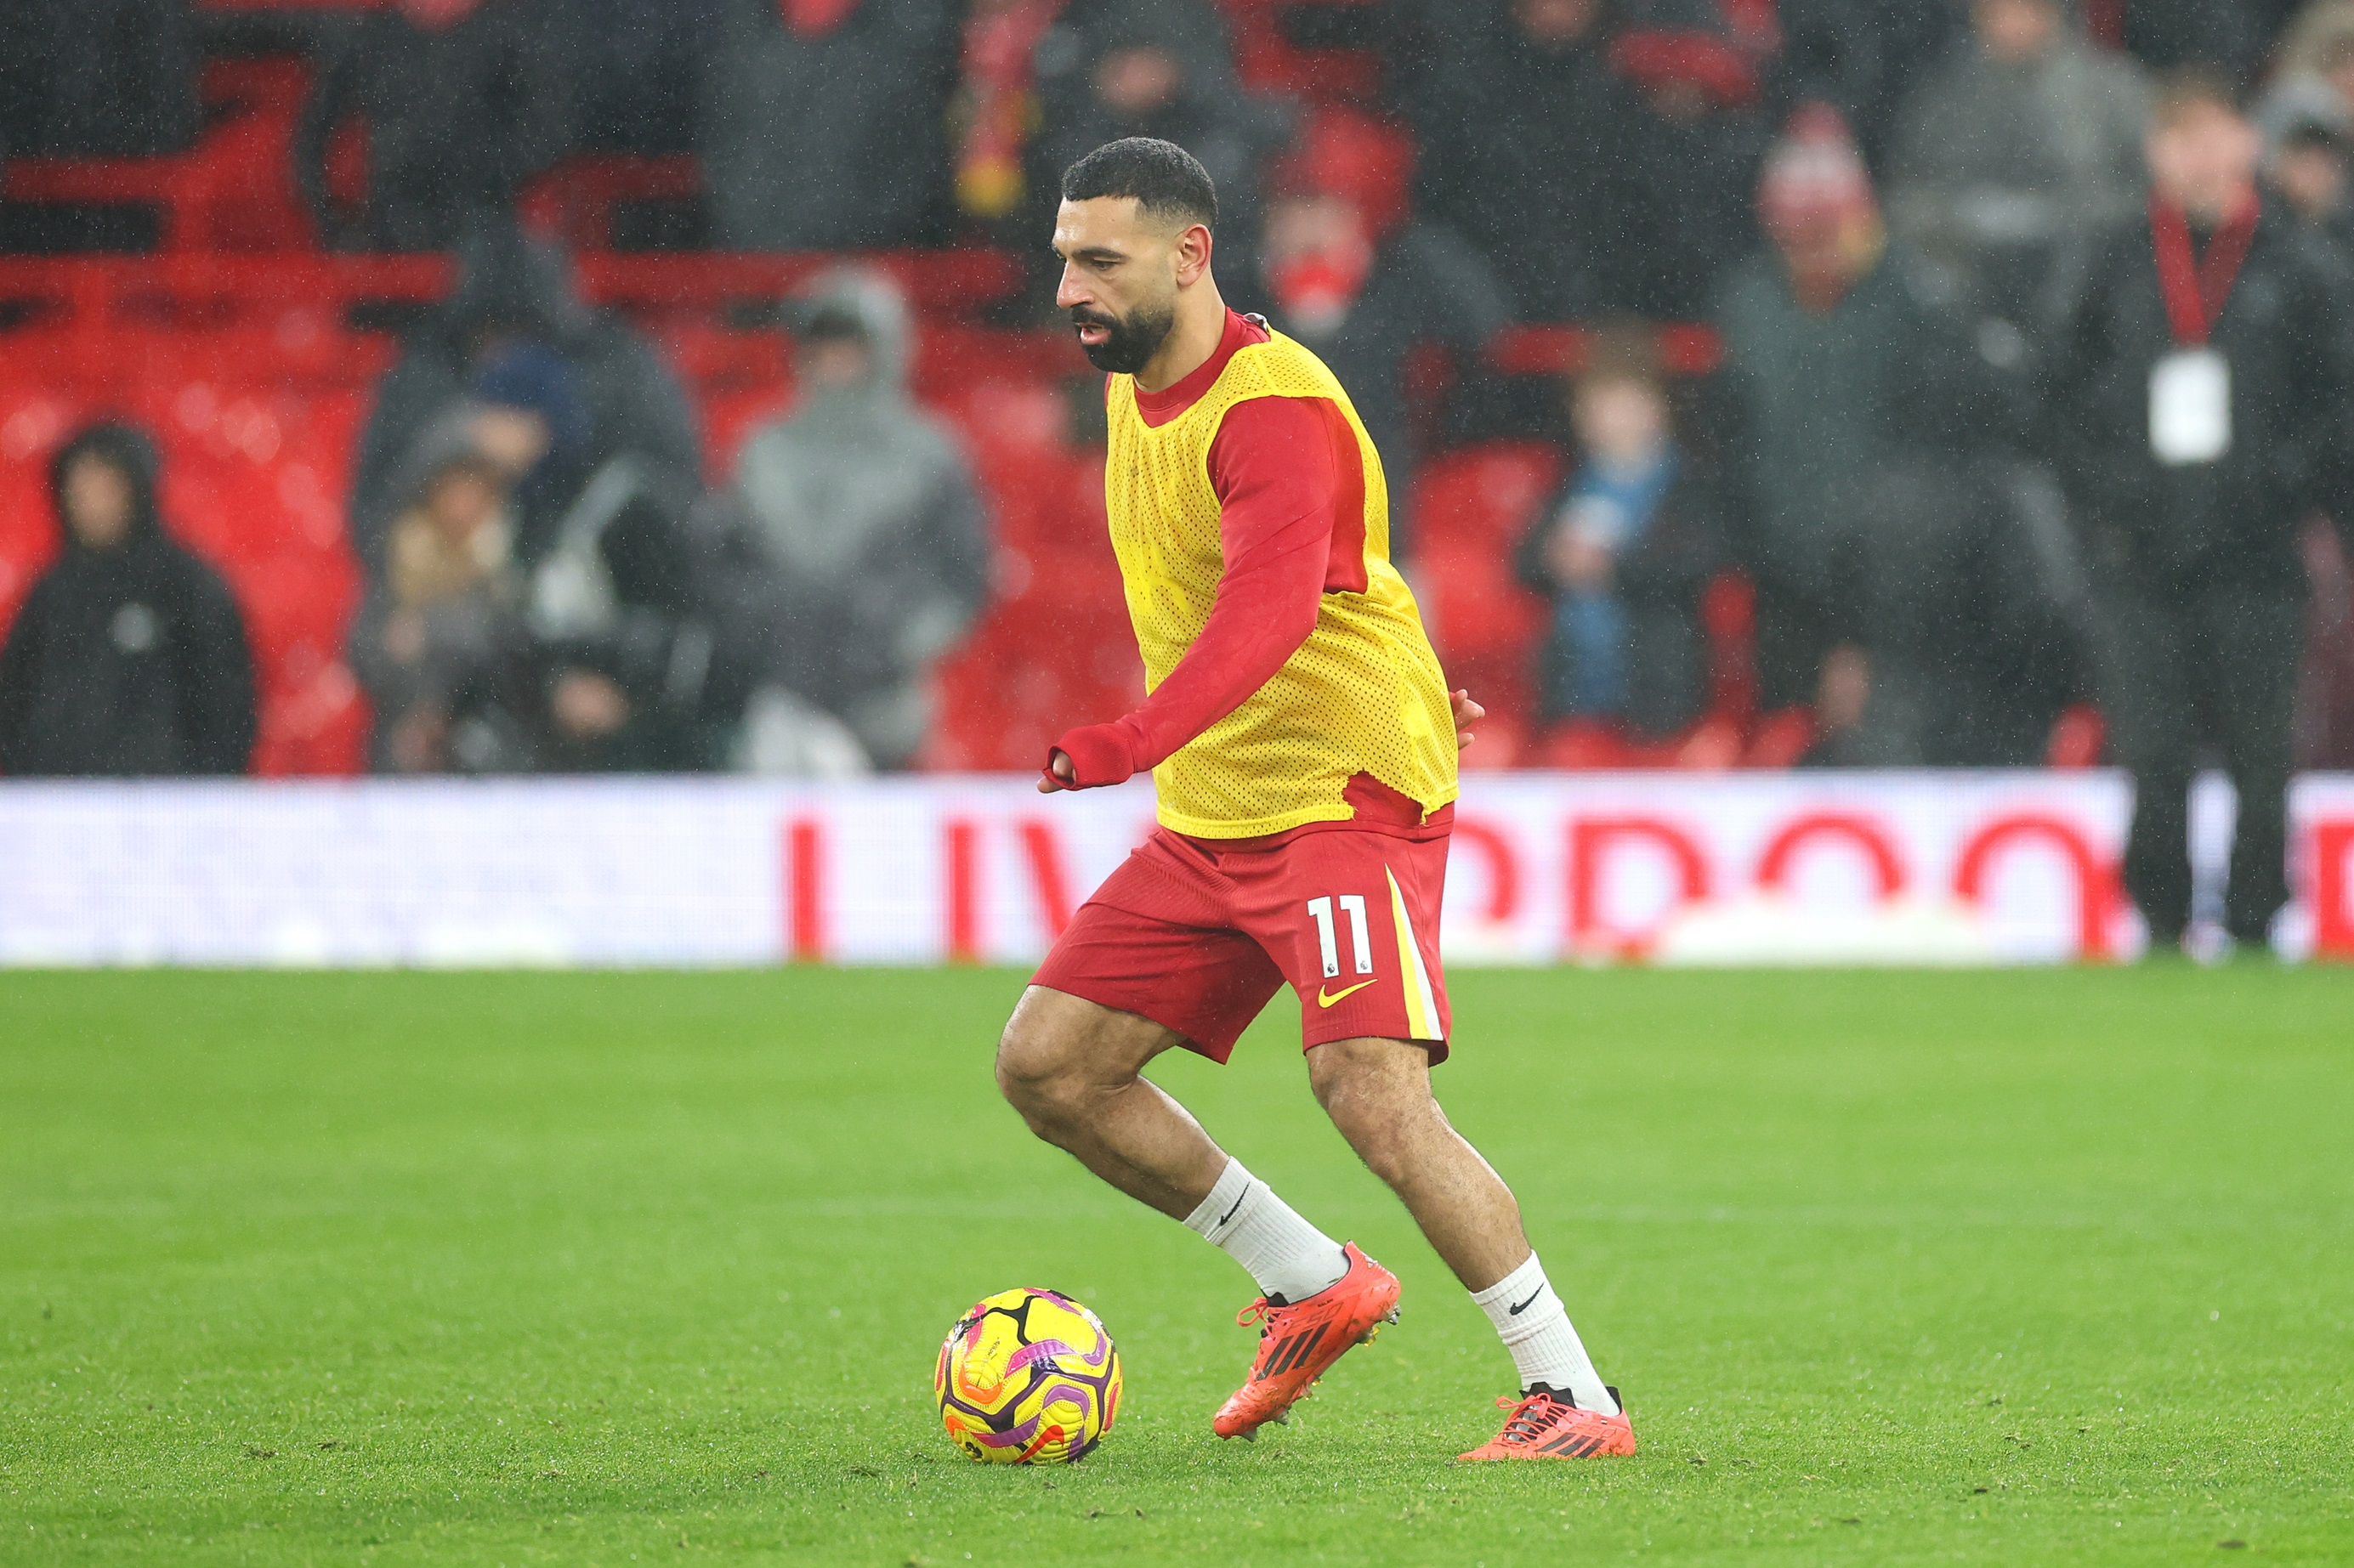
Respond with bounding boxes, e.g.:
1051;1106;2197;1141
1307;895;1376;980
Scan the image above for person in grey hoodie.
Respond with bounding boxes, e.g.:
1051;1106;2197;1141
1887;0;2151;333
729;271;990;771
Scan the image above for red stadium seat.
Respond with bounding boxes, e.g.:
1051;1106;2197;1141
519;156;701;255
1;61;320;253
925;441;1139;773
1212;0;1384;103
1408;441;1561;766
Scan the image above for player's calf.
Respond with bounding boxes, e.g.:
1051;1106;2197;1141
1307;1036;1631;1442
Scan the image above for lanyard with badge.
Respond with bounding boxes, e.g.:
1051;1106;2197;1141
2147;195;2255;466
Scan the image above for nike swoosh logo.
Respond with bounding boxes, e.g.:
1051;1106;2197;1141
1508;1288;1543;1315
1317;981;1376;1008
1218;1190;1247;1227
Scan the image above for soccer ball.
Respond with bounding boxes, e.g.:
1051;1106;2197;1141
935;1287;1122;1463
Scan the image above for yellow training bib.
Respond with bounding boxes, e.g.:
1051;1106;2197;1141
1103;328;1458;837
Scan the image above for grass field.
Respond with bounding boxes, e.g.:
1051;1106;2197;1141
3;966;2350;1565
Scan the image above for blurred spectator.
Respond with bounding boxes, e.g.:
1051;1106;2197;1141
1609;0;1777;316
2255;8;2354;252
1887;0;2149;331
348;430;540;772
1514;332;1724;742
349;227;701;577
2272;1;2354;91
2268;112;2354;251
296;0;574;252
700;0;958;250
2256;6;2354;180
1399;0;1637;320
353;416;741;773
1033;0;1292;294
727;273;989;771
952;0;1072;224
1256;110;1510;551
1713;106;2032;764
0;422;255;777
0;0;197;158
2044;71;2354;949
517;441;747;773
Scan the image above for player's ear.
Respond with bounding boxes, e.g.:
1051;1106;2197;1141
1173;223;1214;289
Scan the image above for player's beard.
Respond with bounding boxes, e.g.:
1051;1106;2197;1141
1069;299;1176;375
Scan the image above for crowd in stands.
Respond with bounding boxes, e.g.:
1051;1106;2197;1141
5;0;2354;947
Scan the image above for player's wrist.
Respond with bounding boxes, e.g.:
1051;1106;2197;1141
1047;720;1146;789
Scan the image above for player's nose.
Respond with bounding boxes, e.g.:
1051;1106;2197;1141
1054;264;1092;312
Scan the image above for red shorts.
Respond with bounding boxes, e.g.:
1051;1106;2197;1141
1033;822;1453;1065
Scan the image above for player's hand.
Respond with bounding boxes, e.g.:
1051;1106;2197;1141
1041;722;1144;791
1450;688;1484;751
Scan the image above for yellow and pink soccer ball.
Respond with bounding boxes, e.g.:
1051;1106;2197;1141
935;1287;1121;1463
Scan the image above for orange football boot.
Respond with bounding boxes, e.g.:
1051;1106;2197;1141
1212;1243;1401;1440
1457;1386;1636;1461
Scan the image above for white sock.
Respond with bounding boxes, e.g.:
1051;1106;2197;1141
1181;1158;1350;1304
1470;1252;1618;1416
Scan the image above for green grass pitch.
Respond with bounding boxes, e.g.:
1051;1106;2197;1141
3;966;2350;1565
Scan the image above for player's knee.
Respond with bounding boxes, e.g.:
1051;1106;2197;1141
1309;1044;1433;1186
1337;1112;1420;1188
994;1021;1092;1138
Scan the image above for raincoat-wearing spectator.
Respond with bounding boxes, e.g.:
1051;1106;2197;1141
295;0;573;252
354;417;744;773
728;274;989;771
0;423;255;777
1515;344;1723;741
348;433;540;773
1256;110;1510;553
1888;0;2150;329
2044;76;2354;948
1398;0;1638;320
700;0;958;250
349;227;701;577
1714;108;2042;766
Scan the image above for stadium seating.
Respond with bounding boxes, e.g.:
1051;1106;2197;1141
0;0;1965;778
0;242;1114;777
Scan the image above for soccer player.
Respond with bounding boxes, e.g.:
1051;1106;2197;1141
995;137;1634;1462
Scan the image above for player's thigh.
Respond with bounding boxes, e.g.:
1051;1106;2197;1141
1028;871;1286;1067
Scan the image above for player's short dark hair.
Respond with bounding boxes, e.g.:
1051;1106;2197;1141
1061;138;1218;232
